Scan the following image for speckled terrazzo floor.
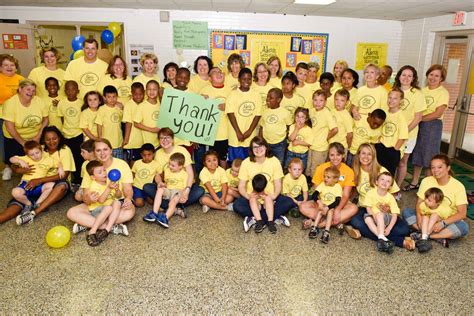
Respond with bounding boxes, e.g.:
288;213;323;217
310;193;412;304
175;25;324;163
0;175;472;314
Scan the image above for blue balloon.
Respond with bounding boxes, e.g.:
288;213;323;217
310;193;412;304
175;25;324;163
101;30;114;45
108;169;121;182
70;52;74;60
71;35;85;51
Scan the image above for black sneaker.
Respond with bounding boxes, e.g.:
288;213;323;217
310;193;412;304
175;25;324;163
410;231;422;241
268;221;277;234
308;226;320;239
416;239;433;253
320;229;330;244
336;224;344;235
254;220;266;233
376;239;386;252
384;240;394;254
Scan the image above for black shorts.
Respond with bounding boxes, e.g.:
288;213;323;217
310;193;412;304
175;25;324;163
210;140;229;162
4;137;24;164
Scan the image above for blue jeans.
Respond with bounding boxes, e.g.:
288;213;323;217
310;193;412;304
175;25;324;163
285;150;308;170
345;152;355;167
350;207;410;248
233;194;294;223
143;183;204;209
269;139;287;166
193;144;207;178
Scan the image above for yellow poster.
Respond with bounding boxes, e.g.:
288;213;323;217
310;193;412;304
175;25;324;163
355;43;388;70
210;30;329;74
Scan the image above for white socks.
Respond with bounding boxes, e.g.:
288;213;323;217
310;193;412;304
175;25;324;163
378;234;388;241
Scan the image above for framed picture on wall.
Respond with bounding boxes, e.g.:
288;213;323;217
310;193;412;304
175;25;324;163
236;35;247;50
224;35;235;50
240;50;250;66
213;34;223;49
290;37;302;52
313;38;323;53
286;53;296;67
302;40;312;54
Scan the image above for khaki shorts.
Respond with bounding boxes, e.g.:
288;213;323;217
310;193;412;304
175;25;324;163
162;188;182;200
306;150;328;177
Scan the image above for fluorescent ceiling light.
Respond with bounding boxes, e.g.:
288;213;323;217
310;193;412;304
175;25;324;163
294;0;336;5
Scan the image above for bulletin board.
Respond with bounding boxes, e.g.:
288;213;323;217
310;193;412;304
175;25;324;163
209;29;329;73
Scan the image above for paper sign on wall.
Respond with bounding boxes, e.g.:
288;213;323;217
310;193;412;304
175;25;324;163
157;89;222;145
129;44;155;78
173;21;208;50
355;43;388;70
2;34;28;49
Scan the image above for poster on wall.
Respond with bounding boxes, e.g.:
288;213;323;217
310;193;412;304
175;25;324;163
355;42;388;70
209;30;329;73
173;21;208;50
2;34;28;49
129;44;155;78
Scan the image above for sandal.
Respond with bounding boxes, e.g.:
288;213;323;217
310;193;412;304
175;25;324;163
402;183;419;192
96;229;109;243
86;233;100;247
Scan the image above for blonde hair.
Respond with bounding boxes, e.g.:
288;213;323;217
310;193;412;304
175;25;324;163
18;79;36;90
364;63;381;76
333;60;349;81
267;56;282;78
40;47;60;63
139;53;159;71
352;143;381;187
253;62;270;83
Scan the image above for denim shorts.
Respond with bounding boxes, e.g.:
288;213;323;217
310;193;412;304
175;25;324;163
18;181;43;201
201;191;222;202
90;206;105;217
133;186;146;200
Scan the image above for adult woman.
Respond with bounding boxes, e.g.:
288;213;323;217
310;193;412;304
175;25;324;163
252;62;272;109
331;60;348;94
1;127;75;225
234;136;294;232
162;62;179;89
392;65;426;188
143;128;204;208
67;139;135;235
349;143;414;250
341;68;359;110
300;142;359;237
188;56;213;93
28;47;65;98
224;53;244;90
406;65;448;190
305;61;320;92
267;56;282;89
97;55;132;105
402;154;468;251
133;53;161;88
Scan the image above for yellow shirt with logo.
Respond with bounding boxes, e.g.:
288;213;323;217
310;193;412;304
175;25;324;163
401;87;426;139
88;180;116;210
14;155;55;181
380;109;409;150
281;94;305;117
331;109;353;148
282;173;308;199
199;166;228;193
28;66;65;99
269;77;282;89
251;83;272;109
417;176;467;218
95;105;123;149
225;88;262;147
132;73;161;88
164;167;188;190
260;106;292;144
356;166;400;206
63;57;108;98
79;108;99;140
44;146;76;178
315;182;343;206
356;85;388;116
287;124;313;154
350;117;383;155
309;107;337;151
132;159;160;190
238;156;283;195
188;75;210;94
81;158;133;192
226;168;240;189
419;201;453;220
200;84;232;141
97;74;132;105
422;86;449;119
363;188;400;215
134;100;160;148
2;95;48;139
154;145;193;174
122;100;143;149
224;75;240;91
57;99;83;138
295;84;314;109
41;96;62;131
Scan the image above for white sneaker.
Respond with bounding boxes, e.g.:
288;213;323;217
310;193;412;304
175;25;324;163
202;205;210;213
72;223;87;234
2;166;12;181
227;203;234;211
243;216;256;233
275;215;291;227
112;224;129;236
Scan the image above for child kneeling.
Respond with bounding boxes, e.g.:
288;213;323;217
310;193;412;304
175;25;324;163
249;174;278;234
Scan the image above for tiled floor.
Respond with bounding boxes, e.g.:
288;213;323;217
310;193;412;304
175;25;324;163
0;175;472;313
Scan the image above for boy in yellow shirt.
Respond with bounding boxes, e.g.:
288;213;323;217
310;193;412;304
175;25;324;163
144;153;188;228
44;77;62;130
122;82;145;162
319;72;335;111
226;158;242;201
282;158;308;224
331;89;353;151
96;85;123;159
134;80;161;148
131;143;160;208
294;62;313;109
250;174;278;234
75;139;95;202
10;141;55;225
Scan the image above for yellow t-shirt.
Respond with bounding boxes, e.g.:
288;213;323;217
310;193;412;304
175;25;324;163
132;159;160;190
164;167;188;190
309;107;337;151
14;155;55;181
280;94;305;117
287;124;313;154
331;109;353;148
96;74;132;105
260;106;292;144
162;82;174;89
224;74;239;91
356;166;400;206
350;117;383;155
305;81;321;93
44;146;77;177
251;83;272;109
199;166;228;193
57;98;83;138
346;87;358;110
122;100;143;149
225;88;262;147
226;168;239;189
134;100;160;148
88;180;116;210
282;173;308;198
80;160;89;178
200;84;232;141
315;182;343;206
356;85;388;116
422;85;449;119
363;188;400;215
401;88;426;139
188;75;210;93
2;95;47;139
42;95;63;131
269;77;282;89
28;66;65;99
325;94;335;112
312;162;355;188
81;158;133;192
380;109;409;150
330;81;343;95
79;108;99;140
95;105;123;149
295;84;314;109
417;176;467;218
419;201;453;220
154;145;193;174
238;156;284;195
132;73;161;88
63;57;108;98
0;73;24;107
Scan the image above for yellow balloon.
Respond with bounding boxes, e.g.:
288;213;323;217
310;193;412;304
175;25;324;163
108;22;121;37
73;49;84;59
46;226;71;248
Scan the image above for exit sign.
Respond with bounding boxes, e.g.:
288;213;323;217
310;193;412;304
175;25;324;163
453;11;467;26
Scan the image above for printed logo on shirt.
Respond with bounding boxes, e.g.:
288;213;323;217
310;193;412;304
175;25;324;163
444;195;453;207
400;98;410;110
323;192;335;203
211;179;221;188
355;127;368;137
290;185;302;196
284;105;295;114
382;122;397;137
266;114;279;124
359;95;376;109
296;134;305;141
152;111;160;121
311;116;318;126
111;112;121;123
425;96;434;107
22;115;42;128
137;168;151;179
118;86;130;97
238;101;256;117
80;72;100;86
167;177;179;186
66;107;79;117
361;182;371;193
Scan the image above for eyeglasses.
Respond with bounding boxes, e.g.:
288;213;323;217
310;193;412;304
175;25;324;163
159;136;172;141
252;144;264;149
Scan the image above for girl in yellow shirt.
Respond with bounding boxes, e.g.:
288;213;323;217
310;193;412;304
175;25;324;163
331;60;348;94
133;80;161;148
79;91;103;141
286;107;313;170
280;71;305;116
